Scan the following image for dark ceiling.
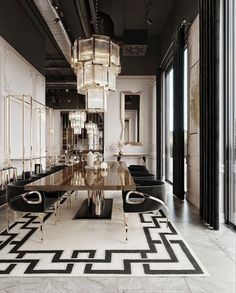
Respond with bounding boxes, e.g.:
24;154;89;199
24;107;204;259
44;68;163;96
21;0;176;86
99;0;175;37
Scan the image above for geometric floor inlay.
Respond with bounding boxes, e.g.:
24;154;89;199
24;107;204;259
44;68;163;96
0;192;208;276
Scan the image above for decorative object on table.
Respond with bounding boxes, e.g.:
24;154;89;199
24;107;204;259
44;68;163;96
86;170;95;185
96;152;103;161
117;139;125;155
100;170;108;177
100;162;108;170
71;0;121;113
69;111;87;135
86;150;95;167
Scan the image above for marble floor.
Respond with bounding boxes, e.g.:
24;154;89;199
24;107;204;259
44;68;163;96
0;188;235;293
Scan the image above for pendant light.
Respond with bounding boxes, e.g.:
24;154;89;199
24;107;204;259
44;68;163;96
69;111;87;135
71;0;121;112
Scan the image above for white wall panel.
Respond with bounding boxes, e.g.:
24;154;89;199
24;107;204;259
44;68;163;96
0;36;45;174
104;76;156;174
187;15;200;208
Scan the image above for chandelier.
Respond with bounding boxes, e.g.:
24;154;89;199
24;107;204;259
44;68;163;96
85;121;100;150
85;121;98;136
71;34;121;112
69;111;86;135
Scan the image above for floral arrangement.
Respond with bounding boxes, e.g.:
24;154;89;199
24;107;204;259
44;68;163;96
117;140;125;155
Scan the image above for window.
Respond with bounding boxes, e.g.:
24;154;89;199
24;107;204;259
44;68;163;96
184;48;188;192
163;47;188;188
165;68;174;183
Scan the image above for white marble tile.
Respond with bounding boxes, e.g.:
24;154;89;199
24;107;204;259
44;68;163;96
45;277;117;293
182;235;233;264
0;277;117;293
117;277;188;290
185;275;235;293
0;278;50;293
185;259;236;293
202;226;236;262
118;289;191;293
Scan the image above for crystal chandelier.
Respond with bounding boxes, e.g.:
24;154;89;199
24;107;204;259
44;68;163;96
85;121;99;150
69;111;86;135
85;121;98;136
71;34;121;112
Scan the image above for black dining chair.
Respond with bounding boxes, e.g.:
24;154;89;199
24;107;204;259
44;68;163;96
7;179;59;241
31;173;63;217
122;180;168;242
37;165;74;209
131;173;156;180
0;189;6;207
128;165;148;171
128;165;156;180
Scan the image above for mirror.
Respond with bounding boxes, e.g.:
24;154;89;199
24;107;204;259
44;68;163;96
61;112;104;154
120;91;143;145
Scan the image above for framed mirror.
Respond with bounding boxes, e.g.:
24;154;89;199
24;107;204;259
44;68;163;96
61;111;104;154
120;91;143;145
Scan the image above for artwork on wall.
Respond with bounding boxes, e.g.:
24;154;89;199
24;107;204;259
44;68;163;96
189;62;200;134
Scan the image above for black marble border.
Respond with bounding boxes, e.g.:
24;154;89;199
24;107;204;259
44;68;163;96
0;208;205;275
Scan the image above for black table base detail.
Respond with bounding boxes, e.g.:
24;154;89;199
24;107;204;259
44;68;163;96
73;199;113;220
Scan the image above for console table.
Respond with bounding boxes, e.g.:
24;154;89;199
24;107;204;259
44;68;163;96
113;153;150;165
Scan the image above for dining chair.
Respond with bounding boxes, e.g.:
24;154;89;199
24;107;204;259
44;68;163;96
6;179;59;241
129;165;156;180
122;180;168;242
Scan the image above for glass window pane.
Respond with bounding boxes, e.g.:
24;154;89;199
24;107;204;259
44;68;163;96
184;48;188;192
166;68;174;183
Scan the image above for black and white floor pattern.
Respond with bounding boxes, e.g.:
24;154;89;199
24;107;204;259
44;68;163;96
0;191;208;277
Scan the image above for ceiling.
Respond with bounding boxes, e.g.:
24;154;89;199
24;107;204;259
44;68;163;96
99;0;175;37
22;0;175;85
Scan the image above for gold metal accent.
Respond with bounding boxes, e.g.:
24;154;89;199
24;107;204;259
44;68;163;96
22;95;25;178
39;213;44;242
30;96;33;175
124;213;128;243
5;95;54;174
6;204;10;232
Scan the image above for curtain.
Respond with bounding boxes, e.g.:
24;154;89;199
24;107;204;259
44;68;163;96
172;24;185;200
199;0;220;230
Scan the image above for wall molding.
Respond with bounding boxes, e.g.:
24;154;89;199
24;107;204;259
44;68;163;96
0;36;45;171
118;75;156;82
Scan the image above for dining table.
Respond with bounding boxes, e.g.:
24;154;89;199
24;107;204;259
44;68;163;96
24;161;136;219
